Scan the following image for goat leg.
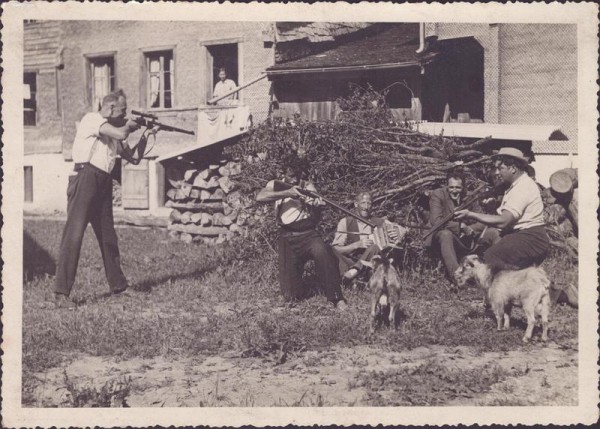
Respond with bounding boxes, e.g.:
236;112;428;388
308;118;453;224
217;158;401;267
370;294;380;333
493;304;504;330
389;303;396;329
522;312;535;343
503;313;510;330
540;294;550;342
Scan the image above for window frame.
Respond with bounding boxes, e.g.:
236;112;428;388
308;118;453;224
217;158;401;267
141;46;176;110
200;38;242;105
23;71;37;127
24;165;33;203
84;51;117;110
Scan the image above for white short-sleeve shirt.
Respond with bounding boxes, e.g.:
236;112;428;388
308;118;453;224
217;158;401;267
498;173;545;230
71;112;120;174
213;79;237;104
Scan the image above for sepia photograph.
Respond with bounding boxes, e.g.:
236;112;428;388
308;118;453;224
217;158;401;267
2;2;598;427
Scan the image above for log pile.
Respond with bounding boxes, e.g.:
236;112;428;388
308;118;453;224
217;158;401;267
165;160;258;244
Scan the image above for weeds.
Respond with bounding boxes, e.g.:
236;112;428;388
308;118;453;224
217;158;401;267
61;370;131;407
355;360;512;406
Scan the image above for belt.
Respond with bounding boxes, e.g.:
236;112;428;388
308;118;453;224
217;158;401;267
280;229;313;237
74;162;89;172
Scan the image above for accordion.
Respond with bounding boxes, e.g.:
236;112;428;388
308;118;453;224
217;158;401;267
371;223;408;251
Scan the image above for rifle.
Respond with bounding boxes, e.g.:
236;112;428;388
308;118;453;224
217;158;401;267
131;110;195;135
273;180;423;250
421;183;492;241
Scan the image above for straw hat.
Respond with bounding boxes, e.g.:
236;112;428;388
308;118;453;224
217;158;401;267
491;147;530;163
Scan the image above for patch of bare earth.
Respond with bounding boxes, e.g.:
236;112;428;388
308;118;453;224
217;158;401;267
28;342;577;407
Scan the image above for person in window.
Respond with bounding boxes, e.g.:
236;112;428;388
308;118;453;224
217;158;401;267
256;157;347;310
53;89;156;309
427;172;500;285
454;147;549;272
213;68;238;105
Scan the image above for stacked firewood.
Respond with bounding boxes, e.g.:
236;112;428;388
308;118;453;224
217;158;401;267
165;160;258;244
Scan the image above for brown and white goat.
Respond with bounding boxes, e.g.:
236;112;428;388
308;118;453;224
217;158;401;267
368;255;402;332
454;254;550;343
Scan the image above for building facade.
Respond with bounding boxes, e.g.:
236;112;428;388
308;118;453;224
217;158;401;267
24;20;275;213
426;23;578;185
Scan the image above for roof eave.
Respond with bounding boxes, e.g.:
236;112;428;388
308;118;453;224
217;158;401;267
267;61;421;76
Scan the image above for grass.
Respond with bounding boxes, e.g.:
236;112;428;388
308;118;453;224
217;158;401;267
353;359;515;406
22;219;578;406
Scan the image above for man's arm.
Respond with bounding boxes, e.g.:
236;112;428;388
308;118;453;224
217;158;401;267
455;209;516;230
256;181;301;203
332;218;364;255
99;119;139;141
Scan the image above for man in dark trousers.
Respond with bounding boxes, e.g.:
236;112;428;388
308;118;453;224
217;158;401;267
53;89;153;308
256;158;347;310
455;147;550;272
427;172;500;284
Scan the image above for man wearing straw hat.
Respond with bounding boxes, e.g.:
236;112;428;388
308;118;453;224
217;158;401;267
454;147;549;272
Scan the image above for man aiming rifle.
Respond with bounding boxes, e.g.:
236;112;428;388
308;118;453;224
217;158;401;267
53;90;193;308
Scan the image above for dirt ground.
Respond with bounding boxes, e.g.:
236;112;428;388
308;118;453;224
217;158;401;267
28;341;577;407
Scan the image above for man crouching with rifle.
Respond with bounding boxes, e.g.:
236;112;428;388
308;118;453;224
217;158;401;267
256;156;348;310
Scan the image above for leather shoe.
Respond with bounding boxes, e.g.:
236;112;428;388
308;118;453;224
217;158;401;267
53;293;76;310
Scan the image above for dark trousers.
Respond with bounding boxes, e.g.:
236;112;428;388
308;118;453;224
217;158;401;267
278;229;344;303
54;164;127;296
433;223;500;275
484;225;550;271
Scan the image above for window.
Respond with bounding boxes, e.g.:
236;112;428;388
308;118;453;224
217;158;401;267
24;166;33;202
24;72;37;126
204;43;239;104
88;56;115;111
145;50;174;109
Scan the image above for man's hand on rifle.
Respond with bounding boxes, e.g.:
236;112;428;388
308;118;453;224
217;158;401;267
126;118;141;132
146;125;161;136
284;186;305;199
454;209;472;221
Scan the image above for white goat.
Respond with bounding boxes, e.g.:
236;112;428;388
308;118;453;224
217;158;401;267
454;254;550;343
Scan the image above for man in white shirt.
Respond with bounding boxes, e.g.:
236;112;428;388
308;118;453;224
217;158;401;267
256;158;347;310
53;89;146;308
455;147;549;272
213;68;238;105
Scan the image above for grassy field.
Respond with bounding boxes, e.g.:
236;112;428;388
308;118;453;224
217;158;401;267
22;218;578;407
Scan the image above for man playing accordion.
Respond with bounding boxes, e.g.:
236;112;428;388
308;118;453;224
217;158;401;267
332;191;407;285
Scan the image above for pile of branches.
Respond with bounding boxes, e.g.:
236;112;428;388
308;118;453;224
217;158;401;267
226;85;493;267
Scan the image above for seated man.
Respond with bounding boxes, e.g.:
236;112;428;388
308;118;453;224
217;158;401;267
256;158;347;309
426;173;500;284
332;191;406;283
455;147;550;272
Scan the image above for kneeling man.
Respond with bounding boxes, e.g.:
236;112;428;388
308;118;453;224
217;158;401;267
256;158;347;309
